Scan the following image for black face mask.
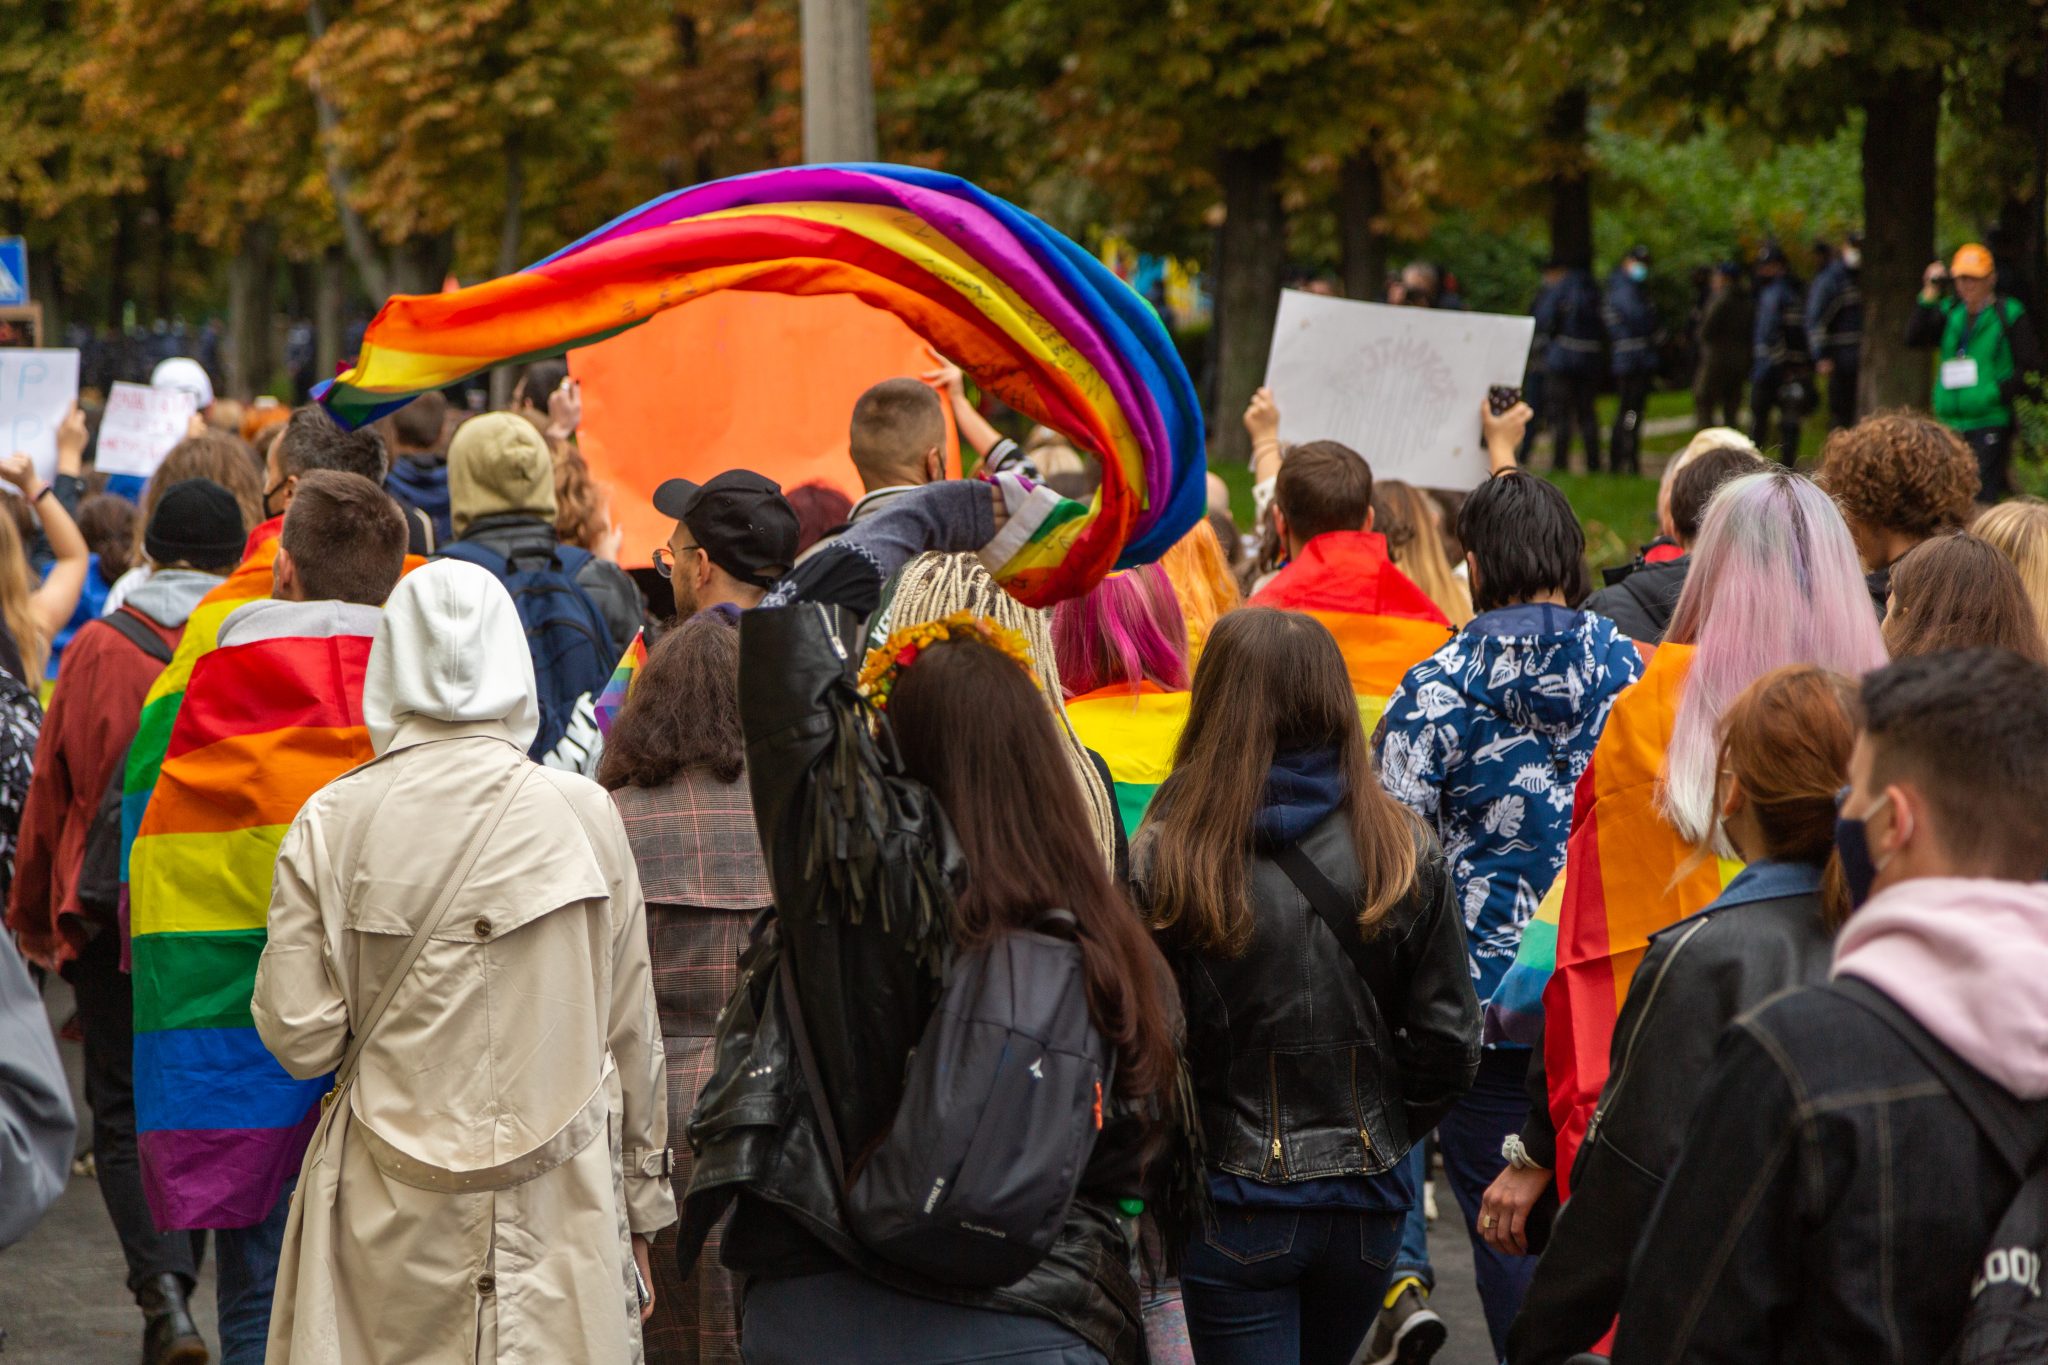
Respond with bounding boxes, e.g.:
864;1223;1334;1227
1833;792;1894;911
262;479;289;521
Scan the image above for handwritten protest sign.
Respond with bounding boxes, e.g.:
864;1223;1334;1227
0;348;81;484
97;381;197;479
1264;290;1534;490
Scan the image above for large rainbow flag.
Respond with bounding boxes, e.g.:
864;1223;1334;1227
1536;642;1739;1196
1248;531;1452;733
318;164;1205;605
1065;682;1192;838
123;524;396;1229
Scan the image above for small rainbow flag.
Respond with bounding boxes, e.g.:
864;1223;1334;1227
1064;683;1192;838
1538;642;1739;1196
594;628;647;738
319;164;1207;605
1249;532;1453;734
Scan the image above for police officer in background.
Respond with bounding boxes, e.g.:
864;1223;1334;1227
1906;243;2044;502
1538;257;1608;472
1604;245;1660;475
1806;232;1864;431
1750;243;1812;465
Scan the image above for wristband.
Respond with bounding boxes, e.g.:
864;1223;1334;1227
32;486;55;504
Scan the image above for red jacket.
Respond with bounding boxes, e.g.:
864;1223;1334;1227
1249;530;1449;622
6;608;181;969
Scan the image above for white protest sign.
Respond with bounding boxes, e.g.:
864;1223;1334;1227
0;348;81;484
1263;291;1534;490
96;380;197;479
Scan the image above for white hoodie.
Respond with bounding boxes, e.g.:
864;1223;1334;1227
361;558;538;756
1833;876;2048;1100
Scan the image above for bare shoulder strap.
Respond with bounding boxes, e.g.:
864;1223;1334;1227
329;766;527;1096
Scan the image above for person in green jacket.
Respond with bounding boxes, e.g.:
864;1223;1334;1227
1906;242;2044;501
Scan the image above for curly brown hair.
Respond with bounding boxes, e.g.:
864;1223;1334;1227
1818;410;1979;540
550;441;612;552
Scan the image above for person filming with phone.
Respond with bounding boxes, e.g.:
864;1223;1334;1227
1907;243;2044;502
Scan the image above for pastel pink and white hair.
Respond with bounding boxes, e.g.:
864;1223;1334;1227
1660;468;1888;843
1051;562;1190;698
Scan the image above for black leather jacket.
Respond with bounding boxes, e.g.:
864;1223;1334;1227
1138;812;1480;1183
1611;977;2048;1365
1509;866;1834;1365
678;485;1154;1363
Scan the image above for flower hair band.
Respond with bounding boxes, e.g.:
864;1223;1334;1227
857;611;1039;710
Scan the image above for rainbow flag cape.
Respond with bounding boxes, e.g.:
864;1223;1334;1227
1064;682;1192;838
318;164;1206;605
122;525;414;1230
1248;532;1452;733
594;628;647;738
1537;643;1739;1196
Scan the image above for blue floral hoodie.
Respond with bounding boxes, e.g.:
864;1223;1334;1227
1374;604;1643;1033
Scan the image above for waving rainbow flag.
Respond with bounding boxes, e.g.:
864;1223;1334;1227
1065;682;1192;838
1538;642;1739;1196
593;628;648;739
1249;532;1452;734
319;164;1205;605
123;524;409;1230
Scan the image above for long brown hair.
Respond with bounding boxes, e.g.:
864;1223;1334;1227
1884;532;2048;663
0;512;45;688
890;636;1177;1103
1142;608;1419;956
596;616;744;790
1714;665;1858;929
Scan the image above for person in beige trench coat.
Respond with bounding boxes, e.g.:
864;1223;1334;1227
252;558;677;1364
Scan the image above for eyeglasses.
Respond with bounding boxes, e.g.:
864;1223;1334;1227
652;545;701;579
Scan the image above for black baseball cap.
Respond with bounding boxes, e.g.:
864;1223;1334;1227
653;470;800;588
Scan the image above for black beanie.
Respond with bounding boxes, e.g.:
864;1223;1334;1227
145;479;245;571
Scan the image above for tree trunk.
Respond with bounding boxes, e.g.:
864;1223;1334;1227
1338;147;1387;302
107;195;134;332
1545;89;1594;271
306;0;390;303
1990;44;2048;321
800;0;877;162
315;245;346;387
387;233;454;298
150;164;175;323
1211;140;1286;466
28;248;61;343
1860;71;1941;413
227;222;277;401
490;133;526;410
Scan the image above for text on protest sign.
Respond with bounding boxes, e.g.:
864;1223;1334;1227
1264;291;1533;490
0;348;81;485
97;381;198;479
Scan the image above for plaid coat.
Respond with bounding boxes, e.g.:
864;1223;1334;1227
614;769;771;1365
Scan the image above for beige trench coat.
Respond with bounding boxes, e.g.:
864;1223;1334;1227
252;719;676;1364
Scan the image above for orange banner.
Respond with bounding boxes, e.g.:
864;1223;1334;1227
570;291;955;567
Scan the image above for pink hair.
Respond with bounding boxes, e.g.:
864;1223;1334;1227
1661;468;1888;842
1051;562;1190;697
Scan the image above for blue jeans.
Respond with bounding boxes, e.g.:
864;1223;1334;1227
1180;1207;1402;1365
214;1180;294;1365
1390;1050;1537;1359
742;1268;1106;1364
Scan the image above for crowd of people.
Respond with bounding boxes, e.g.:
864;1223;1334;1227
0;316;2045;1365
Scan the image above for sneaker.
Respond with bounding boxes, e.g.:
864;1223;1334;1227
1361;1279;1447;1365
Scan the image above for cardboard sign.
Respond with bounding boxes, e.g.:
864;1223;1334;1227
1264;290;1534;490
572;291;954;568
0;348;81;484
96;380;197;479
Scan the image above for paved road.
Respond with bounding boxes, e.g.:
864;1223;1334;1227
3;979;1499;1364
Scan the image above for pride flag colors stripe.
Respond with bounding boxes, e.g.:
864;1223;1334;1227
1540;642;1738;1196
594;628;648;738
122;523;389;1230
318;164;1205;604
1064;683;1192;838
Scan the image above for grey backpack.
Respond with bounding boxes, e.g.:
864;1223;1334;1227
780;909;1110;1288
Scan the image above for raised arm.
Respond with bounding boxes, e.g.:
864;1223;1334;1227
0;453;89;642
